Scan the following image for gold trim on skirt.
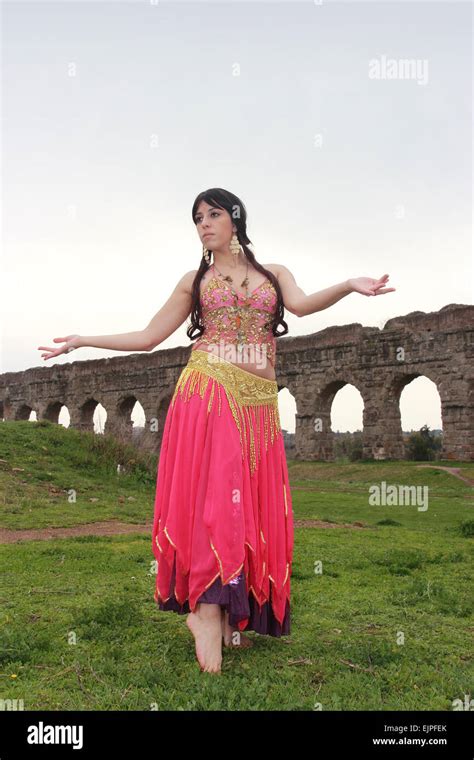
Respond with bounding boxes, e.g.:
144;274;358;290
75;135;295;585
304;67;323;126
171;349;281;475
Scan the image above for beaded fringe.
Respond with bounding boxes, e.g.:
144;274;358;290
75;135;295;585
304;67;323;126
171;350;281;476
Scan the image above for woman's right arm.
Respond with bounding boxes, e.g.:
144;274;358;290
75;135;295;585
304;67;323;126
38;270;197;360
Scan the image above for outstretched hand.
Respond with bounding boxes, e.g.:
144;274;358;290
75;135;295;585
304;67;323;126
348;274;395;297
37;334;80;361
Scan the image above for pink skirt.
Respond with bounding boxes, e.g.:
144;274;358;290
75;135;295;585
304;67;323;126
151;348;294;636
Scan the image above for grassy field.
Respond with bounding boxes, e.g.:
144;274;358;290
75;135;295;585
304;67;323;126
0;420;472;710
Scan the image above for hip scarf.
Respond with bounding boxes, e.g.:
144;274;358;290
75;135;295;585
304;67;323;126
171;349;282;477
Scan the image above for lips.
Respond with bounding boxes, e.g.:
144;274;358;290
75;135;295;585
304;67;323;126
203;233;213;239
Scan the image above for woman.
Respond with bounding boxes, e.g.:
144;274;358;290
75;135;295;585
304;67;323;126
38;187;395;675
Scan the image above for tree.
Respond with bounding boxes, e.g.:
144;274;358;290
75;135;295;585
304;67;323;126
405;425;442;461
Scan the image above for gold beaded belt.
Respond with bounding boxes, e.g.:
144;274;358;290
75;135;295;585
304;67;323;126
171;349;281;475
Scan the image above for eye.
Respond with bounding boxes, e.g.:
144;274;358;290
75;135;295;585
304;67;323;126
195;211;219;223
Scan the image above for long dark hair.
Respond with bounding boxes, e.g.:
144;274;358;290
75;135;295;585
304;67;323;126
186;188;289;343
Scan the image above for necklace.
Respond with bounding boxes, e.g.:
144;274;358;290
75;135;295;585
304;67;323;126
213;259;250;355
212;259;249;291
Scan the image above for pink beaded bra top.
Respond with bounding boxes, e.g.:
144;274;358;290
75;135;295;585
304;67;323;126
192;264;278;367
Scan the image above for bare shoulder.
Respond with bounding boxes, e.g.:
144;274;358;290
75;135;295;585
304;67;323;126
262;263;282;279
179;269;199;294
265;263;300;282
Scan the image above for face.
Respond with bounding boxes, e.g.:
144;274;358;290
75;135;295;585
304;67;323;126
194;201;235;252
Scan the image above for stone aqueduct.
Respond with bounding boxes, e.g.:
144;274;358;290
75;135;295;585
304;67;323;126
0;304;473;461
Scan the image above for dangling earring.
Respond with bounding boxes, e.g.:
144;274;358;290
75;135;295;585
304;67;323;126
202;244;211;265
230;232;240;262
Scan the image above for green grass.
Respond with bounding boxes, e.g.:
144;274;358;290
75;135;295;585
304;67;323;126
0;420;473;710
0;420;156;529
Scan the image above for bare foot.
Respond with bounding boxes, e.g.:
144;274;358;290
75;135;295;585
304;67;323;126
186;604;223;673
222;609;254;648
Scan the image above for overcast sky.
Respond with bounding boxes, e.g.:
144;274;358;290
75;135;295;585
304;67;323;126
1;0;471;433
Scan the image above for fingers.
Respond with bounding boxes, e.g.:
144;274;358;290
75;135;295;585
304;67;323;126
38;345;62;360
367;287;394;296
369;287;396;296
38;340;65;350
38;338;68;359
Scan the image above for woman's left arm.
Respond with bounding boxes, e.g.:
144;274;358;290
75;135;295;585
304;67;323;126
275;264;396;317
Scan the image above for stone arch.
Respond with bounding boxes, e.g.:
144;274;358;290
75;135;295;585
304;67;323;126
44;401;66;423
330;382;365;460
104;395;135;437
69;398;103;433
366;371;444;461
102;394;143;440
15;403;34;421
295;377;365;460
330;383;364;433
399;375;442;432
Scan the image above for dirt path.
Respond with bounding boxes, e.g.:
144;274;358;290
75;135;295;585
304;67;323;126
0;517;370;544
3;467;471;544
294;519;369;530
415;464;474;486
0;520;154;544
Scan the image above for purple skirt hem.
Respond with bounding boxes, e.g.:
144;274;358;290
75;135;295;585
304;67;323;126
156;557;290;638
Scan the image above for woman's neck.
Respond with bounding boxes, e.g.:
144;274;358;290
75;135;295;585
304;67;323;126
212;250;247;271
